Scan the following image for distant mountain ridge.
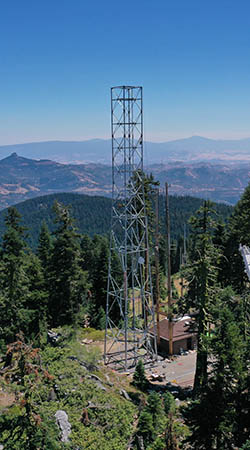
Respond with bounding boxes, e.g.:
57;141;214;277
0;152;248;208
1;136;250;164
0;152;112;209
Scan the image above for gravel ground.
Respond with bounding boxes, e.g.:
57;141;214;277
144;350;197;388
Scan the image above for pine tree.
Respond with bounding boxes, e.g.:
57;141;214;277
163;391;176;415
91;235;109;328
222;183;250;292
146;391;165;433
182;201;220;394
80;234;94;273
137;392;166;448
23;251;48;343
137;409;154;447
133;359;148;390
48;202;89;326
0;208;29;346
37;220;52;271
184;289;247;449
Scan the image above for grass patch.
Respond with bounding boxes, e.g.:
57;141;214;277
79;327;107;341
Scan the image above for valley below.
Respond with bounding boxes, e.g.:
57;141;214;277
0;151;248;209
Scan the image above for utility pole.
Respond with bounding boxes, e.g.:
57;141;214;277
165;182;173;355
155;188;161;346
180;224;186;298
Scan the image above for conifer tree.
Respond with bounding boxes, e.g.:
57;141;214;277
24;251;48;343
182;201;220;393
184;288;248;449
0;208;29;346
37;220;52;272
80;234;94;273
48;202;89;326
137;409;154;447
146;391;165;433
133;359;148;390
222;183;250;291
137;391;166;448
91;235;109;328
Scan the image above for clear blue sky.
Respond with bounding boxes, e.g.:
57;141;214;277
0;0;250;145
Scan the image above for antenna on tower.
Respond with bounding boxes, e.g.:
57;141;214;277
104;86;157;370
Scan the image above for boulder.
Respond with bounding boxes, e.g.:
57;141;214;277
47;330;61;345
95;381;107;391
120;389;131;401
55;410;71;443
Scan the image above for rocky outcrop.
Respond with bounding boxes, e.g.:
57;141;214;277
55;410;71;443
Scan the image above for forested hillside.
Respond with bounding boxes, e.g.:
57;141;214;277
0;192;233;248
0;193;112;248
0;185;249;449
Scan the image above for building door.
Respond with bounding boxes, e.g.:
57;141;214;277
187;337;192;350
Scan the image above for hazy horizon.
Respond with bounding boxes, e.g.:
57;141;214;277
1;134;250;149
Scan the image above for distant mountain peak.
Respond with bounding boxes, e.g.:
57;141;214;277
9;152;19;158
1;152;31;163
2;152;21;162
189;135;212;141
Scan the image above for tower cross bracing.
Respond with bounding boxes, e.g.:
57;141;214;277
104;86;157;370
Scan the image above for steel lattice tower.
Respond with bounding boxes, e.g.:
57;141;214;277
104;86;157;370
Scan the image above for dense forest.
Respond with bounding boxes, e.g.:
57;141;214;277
0;192;233;248
0;181;249;449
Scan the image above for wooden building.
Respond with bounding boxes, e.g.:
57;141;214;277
154;316;196;355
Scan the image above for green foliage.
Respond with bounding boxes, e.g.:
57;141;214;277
184;288;249;449
0;193;113;248
137;410;154;446
0;329;136;449
136;391;180;450
80;327;106;341
0;192;233;251
1;184;249;449
0;334;59;449
88;235;109;328
182;201;221;393
133;360;148;390
147;437;166;450
220;183;250;291
146;392;166;434
37;220;53;272
48;202;89;327
0;408;61;450
137;393;166;449
0;207;48;348
162;391;176;415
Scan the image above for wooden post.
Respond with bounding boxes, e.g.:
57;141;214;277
144;248;148;328
124;270;128;370
155;188;161;346
165;182;173;355
181;223;186;298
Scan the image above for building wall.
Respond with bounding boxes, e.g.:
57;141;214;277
173;338;188;354
159;335;196;355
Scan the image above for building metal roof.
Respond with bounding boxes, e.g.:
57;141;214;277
151;316;195;342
